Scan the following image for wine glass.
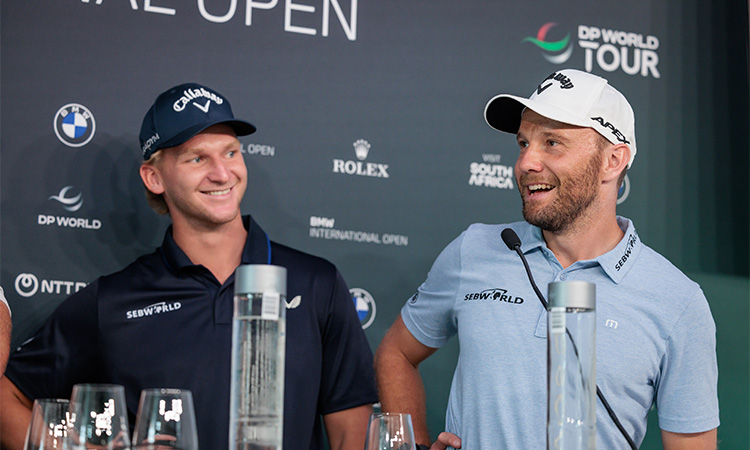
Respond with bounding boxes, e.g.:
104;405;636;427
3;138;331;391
23;398;70;449
132;388;198;450
364;413;416;450
66;384;131;449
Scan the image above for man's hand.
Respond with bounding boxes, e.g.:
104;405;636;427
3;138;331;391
427;432;462;449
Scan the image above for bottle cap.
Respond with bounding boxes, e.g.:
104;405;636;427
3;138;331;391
235;265;287;296
548;280;595;310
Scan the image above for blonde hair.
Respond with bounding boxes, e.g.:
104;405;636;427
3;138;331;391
141;151;169;215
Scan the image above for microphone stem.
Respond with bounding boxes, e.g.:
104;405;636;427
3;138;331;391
514;246;548;309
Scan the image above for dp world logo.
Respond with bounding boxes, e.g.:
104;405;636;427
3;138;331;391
522;22;573;64
49;186;83;212
350;287;376;329
54;103;96;147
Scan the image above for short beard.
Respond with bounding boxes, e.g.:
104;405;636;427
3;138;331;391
521;150;602;233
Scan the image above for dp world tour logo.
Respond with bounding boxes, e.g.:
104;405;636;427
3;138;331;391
351;287;376;329
54;103;96;147
522;22;572;64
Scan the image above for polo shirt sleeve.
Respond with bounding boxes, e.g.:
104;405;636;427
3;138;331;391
655;287;720;433
5;280;101;401
317;269;378;415
401;231;464;349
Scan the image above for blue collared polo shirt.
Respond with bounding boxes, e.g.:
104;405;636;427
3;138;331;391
402;217;718;449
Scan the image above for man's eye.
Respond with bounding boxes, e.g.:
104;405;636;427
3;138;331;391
227;150;236;157
191;157;202;163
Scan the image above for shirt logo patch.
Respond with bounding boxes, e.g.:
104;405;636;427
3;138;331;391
286;295;302;309
464;288;524;304
614;232;639;271
126;301;182;320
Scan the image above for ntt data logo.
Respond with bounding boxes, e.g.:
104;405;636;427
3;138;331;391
14;273;87;298
54;103;96;147
351;287;376;329
522;22;573;64
333;139;390;178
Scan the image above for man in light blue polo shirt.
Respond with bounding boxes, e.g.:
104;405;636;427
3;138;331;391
375;69;719;450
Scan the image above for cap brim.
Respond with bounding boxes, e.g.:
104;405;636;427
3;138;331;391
484;94;593;134
158;119;256;151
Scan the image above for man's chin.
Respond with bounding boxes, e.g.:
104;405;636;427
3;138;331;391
522;209;564;233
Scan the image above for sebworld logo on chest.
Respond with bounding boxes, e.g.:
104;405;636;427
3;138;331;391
464;288;524;304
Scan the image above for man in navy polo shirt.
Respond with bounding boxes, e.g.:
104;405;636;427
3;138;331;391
0;83;378;450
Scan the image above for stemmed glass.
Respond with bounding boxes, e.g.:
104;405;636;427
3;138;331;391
364;413;417;450
66;384;131;449
23;398;71;449
131;388;198;450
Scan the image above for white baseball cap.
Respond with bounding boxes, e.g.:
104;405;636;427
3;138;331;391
484;69;637;167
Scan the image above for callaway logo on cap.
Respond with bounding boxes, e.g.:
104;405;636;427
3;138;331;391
139;82;256;160
484;69;637;167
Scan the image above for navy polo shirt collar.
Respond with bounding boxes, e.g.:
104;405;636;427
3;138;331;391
160;215;271;273
516;217;641;284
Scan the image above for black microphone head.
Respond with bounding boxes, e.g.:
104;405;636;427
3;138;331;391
501;228;522;251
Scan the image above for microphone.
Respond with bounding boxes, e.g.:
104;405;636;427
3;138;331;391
501;228;637;450
501;228;547;309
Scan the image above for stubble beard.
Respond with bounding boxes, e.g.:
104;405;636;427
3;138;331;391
520;151;602;233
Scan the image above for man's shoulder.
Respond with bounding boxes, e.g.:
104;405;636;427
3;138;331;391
269;241;337;278
99;248;165;281
460;220;531;248
635;241;699;288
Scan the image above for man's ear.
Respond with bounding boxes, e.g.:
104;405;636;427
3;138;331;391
139;163;165;195
602;143;631;182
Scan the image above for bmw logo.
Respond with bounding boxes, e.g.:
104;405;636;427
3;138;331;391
350;287;376;329
54;103;96;147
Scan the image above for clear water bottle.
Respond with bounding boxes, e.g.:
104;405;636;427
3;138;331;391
547;281;596;450
229;265;287;450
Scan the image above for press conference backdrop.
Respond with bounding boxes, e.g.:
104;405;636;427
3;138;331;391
1;0;748;448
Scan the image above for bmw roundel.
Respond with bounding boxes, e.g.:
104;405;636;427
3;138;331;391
54;103;96;147
350;287;376;329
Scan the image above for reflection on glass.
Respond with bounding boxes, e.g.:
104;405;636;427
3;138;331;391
24;398;71;450
132;388;198;450
364;413;416;450
66;384;131;449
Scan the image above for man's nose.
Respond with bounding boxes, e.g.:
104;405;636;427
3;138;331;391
207;158;231;182
516;145;544;173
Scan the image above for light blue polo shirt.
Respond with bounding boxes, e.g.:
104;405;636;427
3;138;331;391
402;217;719;449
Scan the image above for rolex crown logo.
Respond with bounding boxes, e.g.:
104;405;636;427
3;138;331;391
353;139;371;160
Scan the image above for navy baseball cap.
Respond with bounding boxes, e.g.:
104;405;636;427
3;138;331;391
139;83;256;160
